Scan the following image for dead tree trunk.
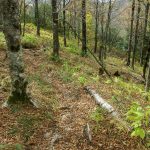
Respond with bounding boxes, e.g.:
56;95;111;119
127;0;135;66
85;86;131;131
2;0;30;105
132;1;141;69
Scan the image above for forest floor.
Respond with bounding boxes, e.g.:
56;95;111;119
0;24;149;150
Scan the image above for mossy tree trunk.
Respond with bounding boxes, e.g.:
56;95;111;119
2;0;30;105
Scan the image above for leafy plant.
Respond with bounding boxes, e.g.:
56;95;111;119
90;107;104;123
126;102;150;140
60;61;79;82
78;76;87;85
50;54;60;62
90;107;104;132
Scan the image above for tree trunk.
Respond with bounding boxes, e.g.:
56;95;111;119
94;0;99;53
140;2;149;65
22;0;26;36
52;0;59;57
143;47;150;79
127;0;135;66
63;0;67;47
77;19;81;47
19;0;23;35
81;0;87;56
2;0;30;104
35;0;40;36
43;0;46;27
145;56;150;91
104;0;112;59
99;0;104;63
73;1;77;39
132;1;141;69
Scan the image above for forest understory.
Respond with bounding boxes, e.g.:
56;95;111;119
0;24;149;150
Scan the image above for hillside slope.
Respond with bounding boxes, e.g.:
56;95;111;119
0;24;148;150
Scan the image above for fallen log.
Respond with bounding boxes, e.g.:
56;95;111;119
84;86;131;131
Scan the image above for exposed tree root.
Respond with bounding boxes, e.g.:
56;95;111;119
1;98;39;108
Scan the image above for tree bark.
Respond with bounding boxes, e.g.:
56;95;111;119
2;0;30;104
140;2;149;65
81;0;87;56
73;1;77;39
19;0;23;35
132;1;141;69
52;0;59;57
94;0;99;53
35;0;40;36
77;19;81;47
99;0;104;63
22;0;26;36
145;56;150;91
143;47;150;79
104;0;112;59
127;0;135;66
43;0;46;27
63;0;67;47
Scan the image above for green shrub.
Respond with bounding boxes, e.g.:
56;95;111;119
90;107;104;123
126;102;150;140
22;33;40;49
78;76;87;85
90;107;104;132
